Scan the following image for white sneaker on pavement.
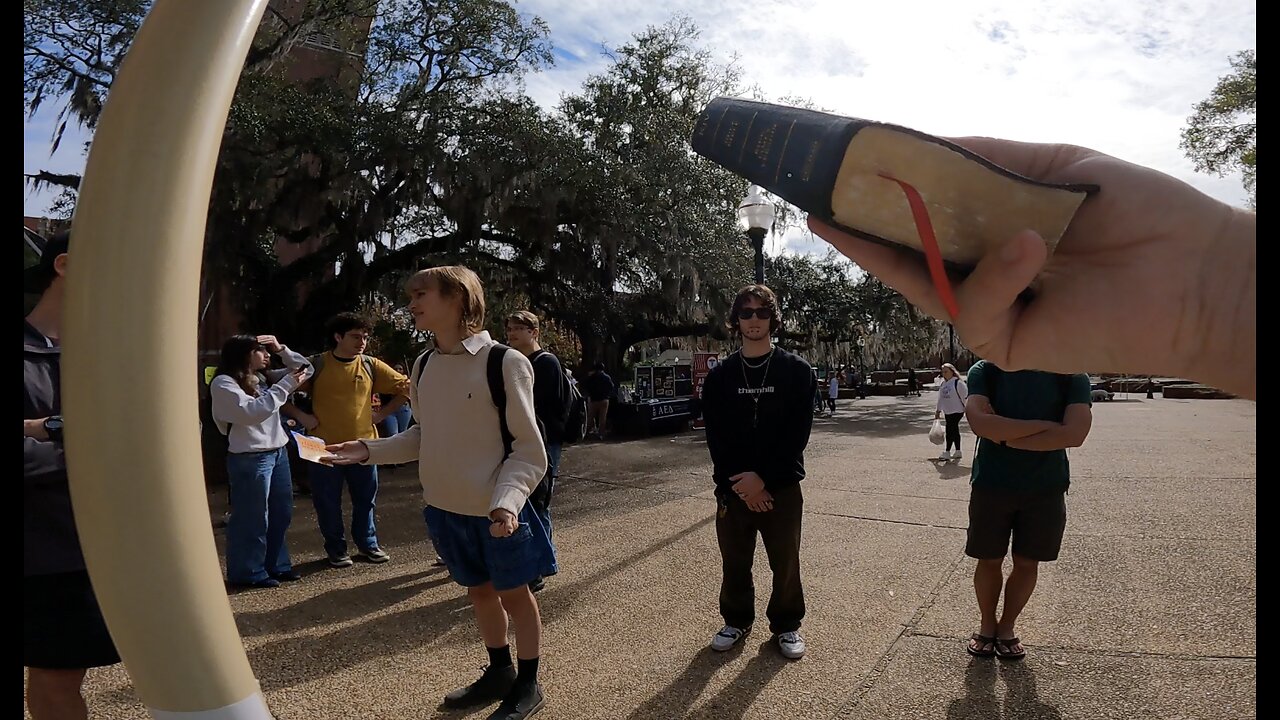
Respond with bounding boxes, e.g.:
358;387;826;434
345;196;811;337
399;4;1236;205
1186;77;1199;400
777;631;806;659
710;625;750;652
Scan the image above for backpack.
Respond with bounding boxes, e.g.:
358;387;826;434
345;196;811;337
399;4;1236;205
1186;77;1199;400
307;352;375;384
414;343;546;459
529;349;584;444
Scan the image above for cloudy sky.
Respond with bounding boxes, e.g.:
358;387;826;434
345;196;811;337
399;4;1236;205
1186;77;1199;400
24;0;1255;256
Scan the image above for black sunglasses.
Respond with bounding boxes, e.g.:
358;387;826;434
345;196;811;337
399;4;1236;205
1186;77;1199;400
736;307;775;321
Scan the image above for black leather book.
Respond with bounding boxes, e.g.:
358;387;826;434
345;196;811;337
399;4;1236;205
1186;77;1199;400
690;97;1097;271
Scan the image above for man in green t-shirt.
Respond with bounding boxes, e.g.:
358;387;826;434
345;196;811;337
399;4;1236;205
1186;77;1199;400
962;360;1093;660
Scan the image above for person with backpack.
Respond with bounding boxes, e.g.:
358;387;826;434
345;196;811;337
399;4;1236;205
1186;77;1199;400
935;362;969;461
962;360;1092;660
210;334;309;588
282;313;408;568
325;266;551;720
504;311;573;593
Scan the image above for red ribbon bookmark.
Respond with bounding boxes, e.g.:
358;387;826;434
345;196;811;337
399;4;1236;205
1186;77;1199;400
879;174;960;321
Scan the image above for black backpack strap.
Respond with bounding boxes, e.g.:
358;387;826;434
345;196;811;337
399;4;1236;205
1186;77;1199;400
413;349;435;388
487;344;515;459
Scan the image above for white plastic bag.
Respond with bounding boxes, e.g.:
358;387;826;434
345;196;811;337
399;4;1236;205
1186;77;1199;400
929;419;945;445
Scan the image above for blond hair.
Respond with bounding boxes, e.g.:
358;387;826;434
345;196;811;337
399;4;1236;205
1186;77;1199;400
406;265;486;334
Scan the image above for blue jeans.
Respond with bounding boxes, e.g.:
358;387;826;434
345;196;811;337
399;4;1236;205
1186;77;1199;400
309;462;380;558
378;405;413;438
225;447;294;583
528;443;561;542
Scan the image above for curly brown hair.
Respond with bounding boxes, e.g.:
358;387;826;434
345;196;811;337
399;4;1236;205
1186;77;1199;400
726;284;781;335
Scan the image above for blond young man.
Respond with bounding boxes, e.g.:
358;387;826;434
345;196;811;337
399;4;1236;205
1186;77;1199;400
327;266;551;720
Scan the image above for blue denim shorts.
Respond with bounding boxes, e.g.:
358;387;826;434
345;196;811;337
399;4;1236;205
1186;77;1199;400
423;504;558;591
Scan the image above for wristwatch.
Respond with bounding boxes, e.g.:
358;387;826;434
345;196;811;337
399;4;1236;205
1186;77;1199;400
44;415;64;443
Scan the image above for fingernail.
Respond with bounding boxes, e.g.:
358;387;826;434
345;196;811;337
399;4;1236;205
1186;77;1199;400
1001;237;1024;263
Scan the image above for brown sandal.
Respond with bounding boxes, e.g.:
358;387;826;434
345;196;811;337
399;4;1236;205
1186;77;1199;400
967;633;996;657
994;636;1026;660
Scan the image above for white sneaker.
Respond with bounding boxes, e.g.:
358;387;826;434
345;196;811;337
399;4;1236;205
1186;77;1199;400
777;631;806;659
951;449;963;460
938;451;952;461
711;625;750;652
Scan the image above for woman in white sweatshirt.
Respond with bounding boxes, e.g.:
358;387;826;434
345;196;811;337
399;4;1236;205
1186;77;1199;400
935;363;969;461
211;334;308;588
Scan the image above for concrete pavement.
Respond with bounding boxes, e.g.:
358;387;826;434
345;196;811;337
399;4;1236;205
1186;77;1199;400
68;394;1256;719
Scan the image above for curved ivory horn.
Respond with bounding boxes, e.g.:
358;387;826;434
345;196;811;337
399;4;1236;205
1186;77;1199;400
62;1;272;718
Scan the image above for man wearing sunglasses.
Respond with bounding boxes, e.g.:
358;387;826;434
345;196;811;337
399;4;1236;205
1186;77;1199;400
700;285;817;660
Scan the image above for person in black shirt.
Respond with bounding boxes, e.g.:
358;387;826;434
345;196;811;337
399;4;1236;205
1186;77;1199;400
582;362;615;440
505;310;570;593
701;284;816;660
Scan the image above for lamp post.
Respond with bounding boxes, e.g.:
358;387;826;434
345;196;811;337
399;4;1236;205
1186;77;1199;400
738;185;774;285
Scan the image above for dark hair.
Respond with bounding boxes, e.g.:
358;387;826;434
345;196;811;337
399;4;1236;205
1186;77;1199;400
325;312;373;348
727;284;782;334
506;310;540;331
25;230;71;295
214;335;265;396
593;361;605;372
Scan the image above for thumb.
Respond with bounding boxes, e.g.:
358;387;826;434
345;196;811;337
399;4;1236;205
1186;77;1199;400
954;230;1048;345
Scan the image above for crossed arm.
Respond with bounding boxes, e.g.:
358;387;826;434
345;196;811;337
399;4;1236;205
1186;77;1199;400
964;395;1092;451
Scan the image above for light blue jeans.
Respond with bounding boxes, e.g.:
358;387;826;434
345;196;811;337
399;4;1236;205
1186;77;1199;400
225;447;293;583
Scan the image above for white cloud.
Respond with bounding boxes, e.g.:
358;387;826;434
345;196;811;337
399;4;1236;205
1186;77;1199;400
518;0;1254;206
26;0;1254;218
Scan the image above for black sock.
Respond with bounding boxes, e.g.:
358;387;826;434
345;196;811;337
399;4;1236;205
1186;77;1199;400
516;656;540;687
487;645;513;669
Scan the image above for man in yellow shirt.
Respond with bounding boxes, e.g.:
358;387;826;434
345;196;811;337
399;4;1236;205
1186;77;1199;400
287;313;408;568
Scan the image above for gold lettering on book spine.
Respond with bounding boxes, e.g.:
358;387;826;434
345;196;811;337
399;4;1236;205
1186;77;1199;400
722;119;740;148
737;111;758;164
773;120;796;185
752;123;776;165
801;139;821;182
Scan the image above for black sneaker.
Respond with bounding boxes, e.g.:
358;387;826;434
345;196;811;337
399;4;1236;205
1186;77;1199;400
328;554;354;568
442;664;517;709
487;682;545;720
229;577;280;590
270;570;302;582
528;576;545;593
358;546;391;563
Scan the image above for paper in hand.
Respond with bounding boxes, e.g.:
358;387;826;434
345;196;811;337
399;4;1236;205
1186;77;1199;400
291;431;333;465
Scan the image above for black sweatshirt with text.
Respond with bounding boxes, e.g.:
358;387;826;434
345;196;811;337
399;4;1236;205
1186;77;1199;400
701;348;816;492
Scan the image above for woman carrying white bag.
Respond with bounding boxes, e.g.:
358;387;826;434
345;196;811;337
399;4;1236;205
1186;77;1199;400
934;363;968;461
